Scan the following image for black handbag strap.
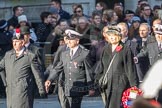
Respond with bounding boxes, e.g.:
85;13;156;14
102;54;117;81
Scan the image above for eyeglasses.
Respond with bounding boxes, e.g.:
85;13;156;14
74;10;82;13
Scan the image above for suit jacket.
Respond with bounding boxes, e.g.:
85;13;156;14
0;49;45;108
48;45;93;97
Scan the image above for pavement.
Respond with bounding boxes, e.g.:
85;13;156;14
0;95;105;108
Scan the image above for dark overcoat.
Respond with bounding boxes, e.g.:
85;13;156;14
0;49;45;108
48;46;93;97
95;43;138;108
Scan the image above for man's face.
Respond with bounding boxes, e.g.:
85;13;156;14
118;25;128;38
93;15;101;25
143;6;151;16
67;39;79;48
75;7;83;17
60;21;69;30
16;7;24;16
152;20;162;33
45;15;52;24
102;27;110;41
51;2;59;9
12;39;24;52
78;19;87;29
23;34;30;44
139;25;150;38
96;3;103;11
155;33;162;42
125;14;134;22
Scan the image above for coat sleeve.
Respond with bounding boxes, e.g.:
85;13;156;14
124;47;138;87
36;47;46;72
30;54;45;94
47;53;64;82
136;47;148;58
0;56;5;72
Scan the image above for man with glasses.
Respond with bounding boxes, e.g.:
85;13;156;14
140;4;153;26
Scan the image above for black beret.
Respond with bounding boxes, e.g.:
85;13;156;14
125;10;135;15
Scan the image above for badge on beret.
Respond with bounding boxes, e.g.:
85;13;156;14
67;31;71;37
15;28;21;39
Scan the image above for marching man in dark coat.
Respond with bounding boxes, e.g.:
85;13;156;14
0;28;46;108
95;26;138;108
45;29;94;108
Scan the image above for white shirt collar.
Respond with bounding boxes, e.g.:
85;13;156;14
16;47;25;57
25;42;30;48
142;38;147;42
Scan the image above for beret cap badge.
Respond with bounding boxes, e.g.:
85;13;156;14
15;28;21;39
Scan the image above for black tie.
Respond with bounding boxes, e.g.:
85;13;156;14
70;50;73;58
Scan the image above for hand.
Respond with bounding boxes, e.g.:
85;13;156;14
134;57;138;64
45;80;51;93
89;90;95;96
39;92;47;99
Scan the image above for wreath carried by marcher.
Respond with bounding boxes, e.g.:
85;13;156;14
122;86;143;108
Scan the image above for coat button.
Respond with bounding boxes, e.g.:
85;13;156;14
69;78;71;80
69;73;71;75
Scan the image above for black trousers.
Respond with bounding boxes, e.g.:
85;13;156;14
66;96;83;108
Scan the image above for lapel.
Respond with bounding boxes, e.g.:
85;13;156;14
152;42;160;54
14;47;27;61
71;46;82;60
10;49;17;63
26;43;32;51
65;50;71;61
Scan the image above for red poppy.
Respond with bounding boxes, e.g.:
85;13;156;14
115;45;123;52
16;28;20;33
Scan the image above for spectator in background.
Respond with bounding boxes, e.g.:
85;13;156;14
16;15;37;42
135;0;149;16
73;4;90;20
70;14;78;28
36;11;52;47
8;5;24;32
70;3;79;17
140;4;153;26
113;2;124;22
49;7;60;27
102;9;118;26
89;26;108;65
89;11;104;45
95;2;107;13
50;0;70;20
49;19;70;53
75;16;91;49
153;5;161;19
128;16;141;41
124;10;135;28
